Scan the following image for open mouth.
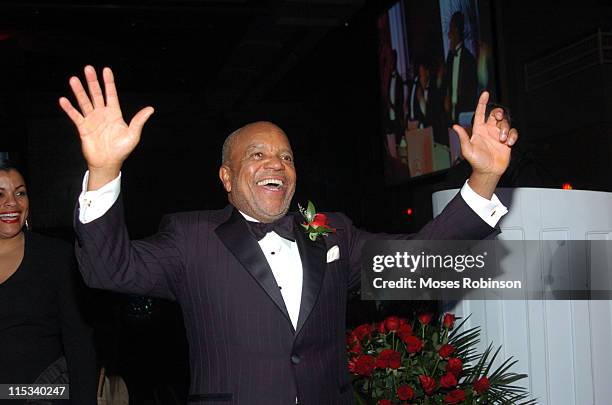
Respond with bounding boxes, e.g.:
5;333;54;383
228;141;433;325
256;178;284;191
0;212;21;224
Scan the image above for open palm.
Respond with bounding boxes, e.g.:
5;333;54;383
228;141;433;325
59;66;154;170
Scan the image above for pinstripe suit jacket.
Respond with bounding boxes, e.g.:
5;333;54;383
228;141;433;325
74;193;493;405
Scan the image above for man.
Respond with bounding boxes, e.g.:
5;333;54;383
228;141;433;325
408;60;445;145
443;11;477;124
59;66;517;404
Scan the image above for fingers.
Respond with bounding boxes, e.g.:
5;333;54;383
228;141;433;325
58;97;84;127
84;65;105;108
69;76;94;116
453;124;471;156
497;118;510;143
103;67;121;111
487;107;518;146
128;107;155;135
486;107;504;125
485;106;511;143
507;128;518;146
474;91;489;125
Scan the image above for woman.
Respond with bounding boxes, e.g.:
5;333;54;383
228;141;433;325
0;160;96;404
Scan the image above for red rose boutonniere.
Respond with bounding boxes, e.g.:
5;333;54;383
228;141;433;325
298;200;336;241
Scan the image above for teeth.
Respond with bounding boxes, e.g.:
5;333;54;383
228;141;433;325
257;179;283;187
0;213;19;218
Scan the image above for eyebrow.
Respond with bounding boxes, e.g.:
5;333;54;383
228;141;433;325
245;144;264;153
244;144;292;154
0;185;26;190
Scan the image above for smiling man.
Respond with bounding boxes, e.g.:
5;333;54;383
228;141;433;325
219;122;297;223
61;66;516;405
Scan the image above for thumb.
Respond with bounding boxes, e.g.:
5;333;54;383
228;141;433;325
128;106;155;135
453;124;471;156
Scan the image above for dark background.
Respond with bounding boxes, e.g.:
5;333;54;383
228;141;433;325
1;0;611;403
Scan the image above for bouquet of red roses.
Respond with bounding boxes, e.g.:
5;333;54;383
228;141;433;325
347;313;535;405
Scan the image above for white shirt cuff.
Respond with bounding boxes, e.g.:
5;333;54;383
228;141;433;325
460;180;507;228
78;171;121;224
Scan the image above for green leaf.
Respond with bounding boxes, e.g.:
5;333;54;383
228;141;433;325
306;200;316;222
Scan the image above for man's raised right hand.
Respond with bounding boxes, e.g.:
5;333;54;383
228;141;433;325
59;65;154;190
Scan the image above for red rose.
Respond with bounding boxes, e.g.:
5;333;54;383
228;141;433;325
443;313;456;329
419;375;436;395
375;349;401;369
418;313;433;325
377;400;392;405
346;333;359;350
377;322;386;334
384;316;401;332
446;357;463;377
348;356;356;372
388;353;401;369
349;354;376;377
353;324;373;340
440;372;458;388
311;213;328;228
403;335;424;353
398;323;413;340
473;376;491;394
444;389;466;404
438;344;455;358
397;385;414;401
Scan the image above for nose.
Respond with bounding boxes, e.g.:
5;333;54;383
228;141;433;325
3;194;17;207
264;155;284;170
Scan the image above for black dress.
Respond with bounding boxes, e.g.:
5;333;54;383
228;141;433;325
0;231;97;404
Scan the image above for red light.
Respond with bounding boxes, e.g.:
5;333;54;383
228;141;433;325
562;183;573;190
406;208;413;216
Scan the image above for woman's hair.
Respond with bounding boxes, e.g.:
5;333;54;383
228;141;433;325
0;159;28;189
0;159;22;173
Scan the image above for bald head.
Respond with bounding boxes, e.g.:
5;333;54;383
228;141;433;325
218;121;296;222
221;128;240;166
222;121;289;166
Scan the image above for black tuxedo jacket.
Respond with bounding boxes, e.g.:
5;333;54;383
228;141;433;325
74;193;494;404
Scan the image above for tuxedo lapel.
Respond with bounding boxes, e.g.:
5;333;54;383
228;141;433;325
293;214;327;336
215;206;292;326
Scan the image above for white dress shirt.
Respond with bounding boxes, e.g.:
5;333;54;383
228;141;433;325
239;212;303;330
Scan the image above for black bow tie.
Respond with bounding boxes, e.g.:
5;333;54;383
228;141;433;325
246;215;296;242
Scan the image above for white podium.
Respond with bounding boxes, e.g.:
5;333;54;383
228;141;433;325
432;188;612;405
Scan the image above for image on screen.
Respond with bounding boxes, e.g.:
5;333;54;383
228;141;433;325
378;0;496;184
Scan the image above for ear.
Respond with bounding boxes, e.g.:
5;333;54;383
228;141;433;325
219;165;232;192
